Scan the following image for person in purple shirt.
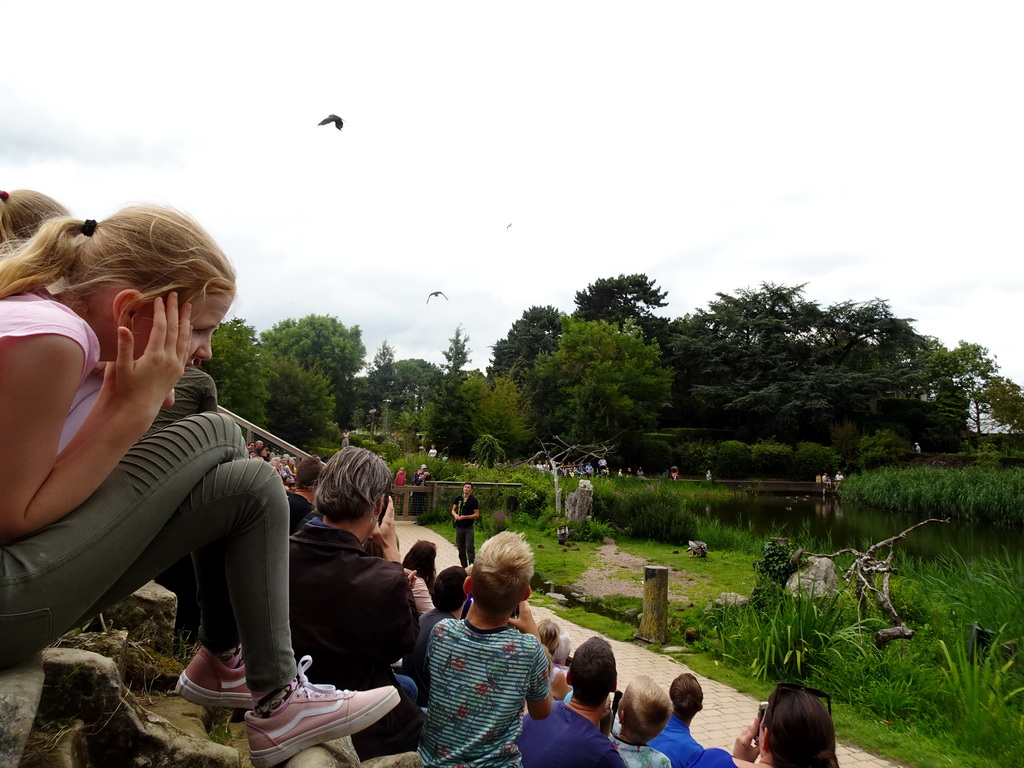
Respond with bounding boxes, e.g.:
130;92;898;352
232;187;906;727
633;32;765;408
518;637;627;768
648;673;706;768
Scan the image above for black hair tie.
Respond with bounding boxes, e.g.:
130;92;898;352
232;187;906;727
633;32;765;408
81;219;98;237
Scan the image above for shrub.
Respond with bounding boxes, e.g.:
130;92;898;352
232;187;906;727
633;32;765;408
471;434;506;468
750;439;795;478
715;440;752;478
594;485;698;545
661;427;736;441
753;538;798;587
829;420;861;469
675;441;714;475
572;519;615;542
793;442;839;479
482;509;511;536
638;438;673;475
858;429;909;470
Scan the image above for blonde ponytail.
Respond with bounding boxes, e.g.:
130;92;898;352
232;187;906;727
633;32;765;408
0;189;70;246
0;205;236;317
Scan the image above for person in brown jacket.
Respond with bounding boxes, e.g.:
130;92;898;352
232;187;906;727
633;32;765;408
288;447;424;760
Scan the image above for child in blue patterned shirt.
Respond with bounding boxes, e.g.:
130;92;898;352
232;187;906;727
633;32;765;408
418;531;552;767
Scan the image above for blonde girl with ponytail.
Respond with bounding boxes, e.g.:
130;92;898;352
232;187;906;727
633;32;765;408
0;205;398;767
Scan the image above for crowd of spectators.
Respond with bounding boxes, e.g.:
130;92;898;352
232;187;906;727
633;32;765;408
152;433;837;767
262;445;839;766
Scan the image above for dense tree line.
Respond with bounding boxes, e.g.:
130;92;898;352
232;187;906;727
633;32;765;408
205;275;1023;460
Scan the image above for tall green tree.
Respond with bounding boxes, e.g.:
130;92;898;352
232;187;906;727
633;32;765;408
393;359;440;413
466;371;534;457
925;341;1001;435
260;315;365;427
536;318;672;443
490;305;564;382
574;273;669;346
204;317;269;424
264;354;337;449
366;340;397;411
669;283;926;439
986;377;1024;433
426;327;476;456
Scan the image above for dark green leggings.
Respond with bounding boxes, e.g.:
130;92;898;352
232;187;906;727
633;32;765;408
0;413;294;690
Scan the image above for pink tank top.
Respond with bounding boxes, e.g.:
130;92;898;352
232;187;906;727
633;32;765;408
0;293;102;449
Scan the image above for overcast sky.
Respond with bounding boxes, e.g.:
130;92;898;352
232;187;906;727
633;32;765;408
5;2;1023;382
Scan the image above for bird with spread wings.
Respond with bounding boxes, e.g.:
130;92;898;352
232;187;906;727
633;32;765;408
318;115;344;131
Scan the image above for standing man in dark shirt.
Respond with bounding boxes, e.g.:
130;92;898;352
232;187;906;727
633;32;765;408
451;481;480;567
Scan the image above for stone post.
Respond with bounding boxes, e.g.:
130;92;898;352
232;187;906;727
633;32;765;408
636;566;669;644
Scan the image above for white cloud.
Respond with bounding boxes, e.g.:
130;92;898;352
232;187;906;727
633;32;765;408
4;1;1023;380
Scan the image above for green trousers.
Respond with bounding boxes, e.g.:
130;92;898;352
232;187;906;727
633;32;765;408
0;413;294;690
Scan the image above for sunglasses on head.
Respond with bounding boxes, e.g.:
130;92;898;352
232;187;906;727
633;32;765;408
774;682;832;715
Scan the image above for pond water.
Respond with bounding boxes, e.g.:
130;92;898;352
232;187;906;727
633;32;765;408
703;493;1023;561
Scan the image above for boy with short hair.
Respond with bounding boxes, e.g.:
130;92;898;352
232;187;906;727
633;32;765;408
418;531;551;767
612;676;672;768
648;673;705;768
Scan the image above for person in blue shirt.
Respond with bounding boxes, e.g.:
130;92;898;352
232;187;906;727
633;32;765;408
648;673;705;768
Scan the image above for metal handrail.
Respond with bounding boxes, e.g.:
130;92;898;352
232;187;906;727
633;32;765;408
217;405;311;460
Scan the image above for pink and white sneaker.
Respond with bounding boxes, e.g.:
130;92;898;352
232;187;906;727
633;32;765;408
244;655;400;768
175;646;252;708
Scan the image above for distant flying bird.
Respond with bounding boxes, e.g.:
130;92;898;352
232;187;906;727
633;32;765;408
318;115;344;131
426;291;448;304
507;223;512;230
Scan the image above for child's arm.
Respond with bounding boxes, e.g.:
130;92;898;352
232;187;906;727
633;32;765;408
507;599;541;640
0;296;192;544
520;602;552;720
526;691;552;720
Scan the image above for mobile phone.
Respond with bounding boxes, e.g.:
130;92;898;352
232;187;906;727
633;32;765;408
611;690;624;719
754;701;768;744
378;495;391;525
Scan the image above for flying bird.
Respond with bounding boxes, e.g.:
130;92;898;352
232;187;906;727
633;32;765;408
507;223;512;231
426;291;449;304
318;115;344;131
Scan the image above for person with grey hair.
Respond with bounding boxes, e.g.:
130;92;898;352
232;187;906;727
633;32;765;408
288;447;424;760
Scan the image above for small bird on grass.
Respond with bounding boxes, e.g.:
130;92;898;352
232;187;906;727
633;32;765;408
318;115;344;131
426;291;448;304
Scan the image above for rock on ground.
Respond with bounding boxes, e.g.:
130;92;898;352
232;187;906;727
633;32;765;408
0;653;44;768
38;648;238;768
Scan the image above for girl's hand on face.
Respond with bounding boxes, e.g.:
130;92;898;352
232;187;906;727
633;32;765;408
103;294;193;414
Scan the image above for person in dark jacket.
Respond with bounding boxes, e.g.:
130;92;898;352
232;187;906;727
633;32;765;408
288;447;424;760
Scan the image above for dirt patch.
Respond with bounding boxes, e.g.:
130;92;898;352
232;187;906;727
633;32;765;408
572;541;701;602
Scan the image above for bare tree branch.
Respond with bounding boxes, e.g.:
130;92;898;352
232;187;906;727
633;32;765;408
521;435;618;515
801;518;950;647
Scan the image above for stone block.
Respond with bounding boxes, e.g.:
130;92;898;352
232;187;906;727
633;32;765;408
0;652;44;768
785;556;839;600
102;581;177;654
20;718;89;768
362;753;423;768
40;648;237;768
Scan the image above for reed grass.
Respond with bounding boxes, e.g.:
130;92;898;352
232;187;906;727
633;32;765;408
840;466;1024;525
703;545;1024;763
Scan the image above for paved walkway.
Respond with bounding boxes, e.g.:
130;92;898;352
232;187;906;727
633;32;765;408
395;522;900;768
